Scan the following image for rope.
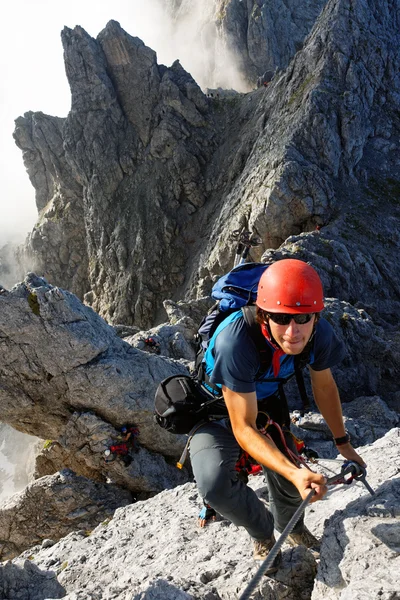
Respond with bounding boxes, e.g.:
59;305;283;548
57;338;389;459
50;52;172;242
257;412;309;469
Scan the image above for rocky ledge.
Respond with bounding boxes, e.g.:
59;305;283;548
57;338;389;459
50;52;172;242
1;429;398;600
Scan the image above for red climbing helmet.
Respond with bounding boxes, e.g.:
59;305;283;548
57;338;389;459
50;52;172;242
256;259;324;313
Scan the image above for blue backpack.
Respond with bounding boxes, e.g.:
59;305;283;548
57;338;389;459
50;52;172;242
211;262;269;311
196;262;268;354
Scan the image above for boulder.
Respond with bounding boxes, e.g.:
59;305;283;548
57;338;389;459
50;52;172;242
0;469;132;562
0;274;189;493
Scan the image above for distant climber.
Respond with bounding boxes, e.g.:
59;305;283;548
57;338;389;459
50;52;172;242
104;443;132;466
104;425;140;466
120;425;140;450
143;337;161;354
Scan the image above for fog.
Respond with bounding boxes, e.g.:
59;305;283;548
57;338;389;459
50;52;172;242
151;0;250;92
0;425;39;503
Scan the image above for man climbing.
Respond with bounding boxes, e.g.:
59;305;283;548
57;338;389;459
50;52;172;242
189;258;365;571
104;425;140;466
120;424;140;450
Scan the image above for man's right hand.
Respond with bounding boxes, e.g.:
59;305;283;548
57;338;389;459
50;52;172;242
290;468;327;502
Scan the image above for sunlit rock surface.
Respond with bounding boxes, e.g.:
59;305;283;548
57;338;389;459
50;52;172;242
2;429;398;600
0;469;132;562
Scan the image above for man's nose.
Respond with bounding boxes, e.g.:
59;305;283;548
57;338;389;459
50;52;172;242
286;319;299;333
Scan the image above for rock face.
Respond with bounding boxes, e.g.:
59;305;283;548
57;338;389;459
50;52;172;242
0;469;132;562
311;429;400;600
289;395;399;459
2;428;398;600
11;1;400;360
200;0;400;285
13;112;88;300
0;274;189;494
215;0;329;84
14;21;216;328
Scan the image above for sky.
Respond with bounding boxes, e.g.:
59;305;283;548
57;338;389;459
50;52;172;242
0;0;245;246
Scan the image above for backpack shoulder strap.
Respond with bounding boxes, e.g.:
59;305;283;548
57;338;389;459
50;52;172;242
241;305;271;375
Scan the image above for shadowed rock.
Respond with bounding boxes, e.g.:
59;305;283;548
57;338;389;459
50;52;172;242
0;560;66;600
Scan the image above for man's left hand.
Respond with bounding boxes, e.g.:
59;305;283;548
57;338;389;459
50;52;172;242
337;442;366;467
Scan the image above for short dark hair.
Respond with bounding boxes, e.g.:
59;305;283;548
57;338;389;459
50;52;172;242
256;306;269;326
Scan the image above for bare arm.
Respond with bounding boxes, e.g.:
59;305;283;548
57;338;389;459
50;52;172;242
309;367;365;466
223;386;327;501
309;367;346;438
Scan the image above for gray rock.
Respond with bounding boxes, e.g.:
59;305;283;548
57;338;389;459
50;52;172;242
0;559;66;600
218;0;329;83
10;1;400;378
0;469;132;561
3;428;398;600
289;396;399;462
13;112;88;301
164;0;328;86
311;429;400;600
60;21;214;328
341;396;400;446
34;441;103;483
0;274;189;493
113;324;141;339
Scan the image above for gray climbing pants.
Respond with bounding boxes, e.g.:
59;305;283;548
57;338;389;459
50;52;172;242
189;420;304;541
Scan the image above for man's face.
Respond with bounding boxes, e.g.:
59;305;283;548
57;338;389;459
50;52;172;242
268;314;316;355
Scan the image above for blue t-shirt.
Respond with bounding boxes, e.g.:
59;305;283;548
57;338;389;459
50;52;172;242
204;310;346;399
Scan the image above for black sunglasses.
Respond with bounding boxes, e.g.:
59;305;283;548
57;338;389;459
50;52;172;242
266;312;315;325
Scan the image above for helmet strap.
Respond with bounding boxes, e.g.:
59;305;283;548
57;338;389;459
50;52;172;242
261;321;280;350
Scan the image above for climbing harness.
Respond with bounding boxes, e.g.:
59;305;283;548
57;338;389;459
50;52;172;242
238;461;375;600
256;412;309;469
